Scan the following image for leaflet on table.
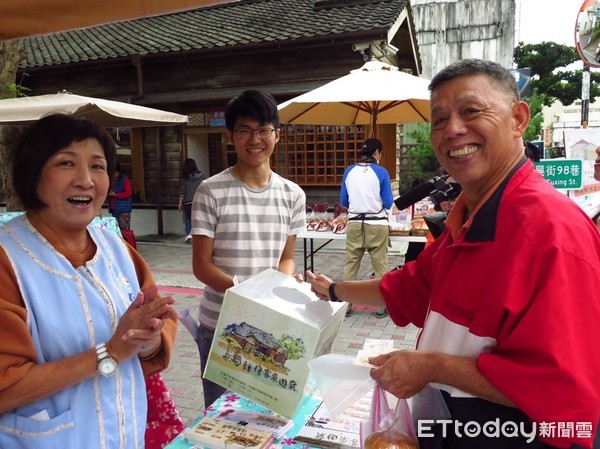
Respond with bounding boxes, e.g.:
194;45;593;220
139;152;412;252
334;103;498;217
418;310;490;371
164;377;324;448
178;308;199;340
185;416;273;449
354;339;395;368
292;390;372;449
217;409;293;440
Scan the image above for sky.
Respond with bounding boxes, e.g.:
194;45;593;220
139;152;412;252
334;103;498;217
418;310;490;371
516;0;583;45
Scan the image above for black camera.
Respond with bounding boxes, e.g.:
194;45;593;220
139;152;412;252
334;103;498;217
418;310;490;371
428;176;461;212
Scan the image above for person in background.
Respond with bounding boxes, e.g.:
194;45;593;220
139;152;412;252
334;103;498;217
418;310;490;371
0;113;178;449
190;90;306;408
178;158;207;243
594;145;600;183
108;161;133;231
340;138;393;318
403;177;428;262
306;59;600;448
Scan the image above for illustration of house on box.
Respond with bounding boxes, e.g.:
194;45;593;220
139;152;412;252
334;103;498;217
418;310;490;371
216;322;310;392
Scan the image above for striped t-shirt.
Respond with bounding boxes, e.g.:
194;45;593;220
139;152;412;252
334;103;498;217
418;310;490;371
191;168;306;329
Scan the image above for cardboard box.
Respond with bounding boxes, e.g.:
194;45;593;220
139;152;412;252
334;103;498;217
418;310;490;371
203;268;347;418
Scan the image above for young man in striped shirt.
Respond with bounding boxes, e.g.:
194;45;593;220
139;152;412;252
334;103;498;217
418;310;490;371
191;90;306;408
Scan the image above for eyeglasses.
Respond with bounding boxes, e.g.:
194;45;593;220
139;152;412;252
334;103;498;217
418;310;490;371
233;127;275;139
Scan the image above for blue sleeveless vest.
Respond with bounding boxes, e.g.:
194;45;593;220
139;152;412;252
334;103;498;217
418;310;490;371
0;214;146;449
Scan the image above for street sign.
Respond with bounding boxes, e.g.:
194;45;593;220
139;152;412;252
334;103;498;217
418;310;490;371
534;159;583;190
508;68;531;98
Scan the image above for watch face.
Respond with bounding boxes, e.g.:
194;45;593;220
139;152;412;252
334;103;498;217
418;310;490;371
99;358;117;376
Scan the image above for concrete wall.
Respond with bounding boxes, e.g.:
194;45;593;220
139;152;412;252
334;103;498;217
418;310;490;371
186;133;211;177
411;0;516;79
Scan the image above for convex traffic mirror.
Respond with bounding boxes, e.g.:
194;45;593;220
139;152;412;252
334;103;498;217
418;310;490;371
576;0;600;67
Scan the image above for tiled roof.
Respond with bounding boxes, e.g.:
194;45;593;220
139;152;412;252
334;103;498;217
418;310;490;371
232;322;280;349
20;0;407;68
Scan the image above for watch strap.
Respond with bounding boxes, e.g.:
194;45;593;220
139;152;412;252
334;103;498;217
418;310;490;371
95;343;110;360
95;342;117;375
328;282;342;302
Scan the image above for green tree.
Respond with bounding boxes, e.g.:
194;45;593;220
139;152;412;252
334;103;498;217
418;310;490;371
277;335;306;361
514;41;600;107
405;123;439;188
523;91;546;142
0;40;26;211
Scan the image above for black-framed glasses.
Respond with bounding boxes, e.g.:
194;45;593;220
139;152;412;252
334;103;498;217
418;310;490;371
233;127;275;139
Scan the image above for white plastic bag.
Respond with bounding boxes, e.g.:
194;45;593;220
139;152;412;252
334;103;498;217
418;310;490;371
309;353;376;419
361;384;419;449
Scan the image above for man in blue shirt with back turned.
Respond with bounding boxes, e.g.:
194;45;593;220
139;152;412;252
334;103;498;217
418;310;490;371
340;138;394;317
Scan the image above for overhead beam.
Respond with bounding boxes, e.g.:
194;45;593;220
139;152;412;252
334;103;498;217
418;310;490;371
0;0;237;41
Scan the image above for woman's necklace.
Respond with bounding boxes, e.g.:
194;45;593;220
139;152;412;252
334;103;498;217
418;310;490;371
82;235;94;254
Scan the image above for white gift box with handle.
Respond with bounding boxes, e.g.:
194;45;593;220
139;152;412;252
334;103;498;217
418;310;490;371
204;268;347;418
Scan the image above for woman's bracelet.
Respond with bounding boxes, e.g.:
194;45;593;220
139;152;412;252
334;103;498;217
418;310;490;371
328;282;343;302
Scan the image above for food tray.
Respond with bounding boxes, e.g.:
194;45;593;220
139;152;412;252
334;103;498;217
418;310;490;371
388;228;410;236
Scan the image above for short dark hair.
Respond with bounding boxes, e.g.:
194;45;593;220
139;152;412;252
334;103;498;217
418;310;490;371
429;58;520;102
360;138;383;156
225;90;280;131
13;113;116;210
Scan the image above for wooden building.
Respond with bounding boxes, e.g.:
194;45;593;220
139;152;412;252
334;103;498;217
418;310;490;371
17;0;423;215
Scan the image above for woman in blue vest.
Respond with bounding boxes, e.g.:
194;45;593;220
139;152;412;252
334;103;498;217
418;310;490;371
0;113;178;449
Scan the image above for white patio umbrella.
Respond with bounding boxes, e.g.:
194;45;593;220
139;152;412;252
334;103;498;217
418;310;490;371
278;60;431;137
0;91;188;128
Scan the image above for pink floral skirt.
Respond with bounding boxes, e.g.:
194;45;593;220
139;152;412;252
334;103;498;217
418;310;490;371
145;373;185;449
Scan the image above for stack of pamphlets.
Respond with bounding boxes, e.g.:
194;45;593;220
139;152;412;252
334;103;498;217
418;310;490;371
218;409;294;440
185;416;273;449
292;391;372;449
294;339;394;448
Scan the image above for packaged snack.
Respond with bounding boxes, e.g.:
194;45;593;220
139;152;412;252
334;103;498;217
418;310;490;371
362;385;418;449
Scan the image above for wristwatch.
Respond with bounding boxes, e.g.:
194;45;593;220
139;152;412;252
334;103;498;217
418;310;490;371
95;343;118;377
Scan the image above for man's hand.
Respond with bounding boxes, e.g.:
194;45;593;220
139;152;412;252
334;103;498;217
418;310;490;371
369;350;433;399
305;270;334;300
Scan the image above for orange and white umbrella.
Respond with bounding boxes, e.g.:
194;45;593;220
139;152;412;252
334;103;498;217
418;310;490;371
278;60;431;136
